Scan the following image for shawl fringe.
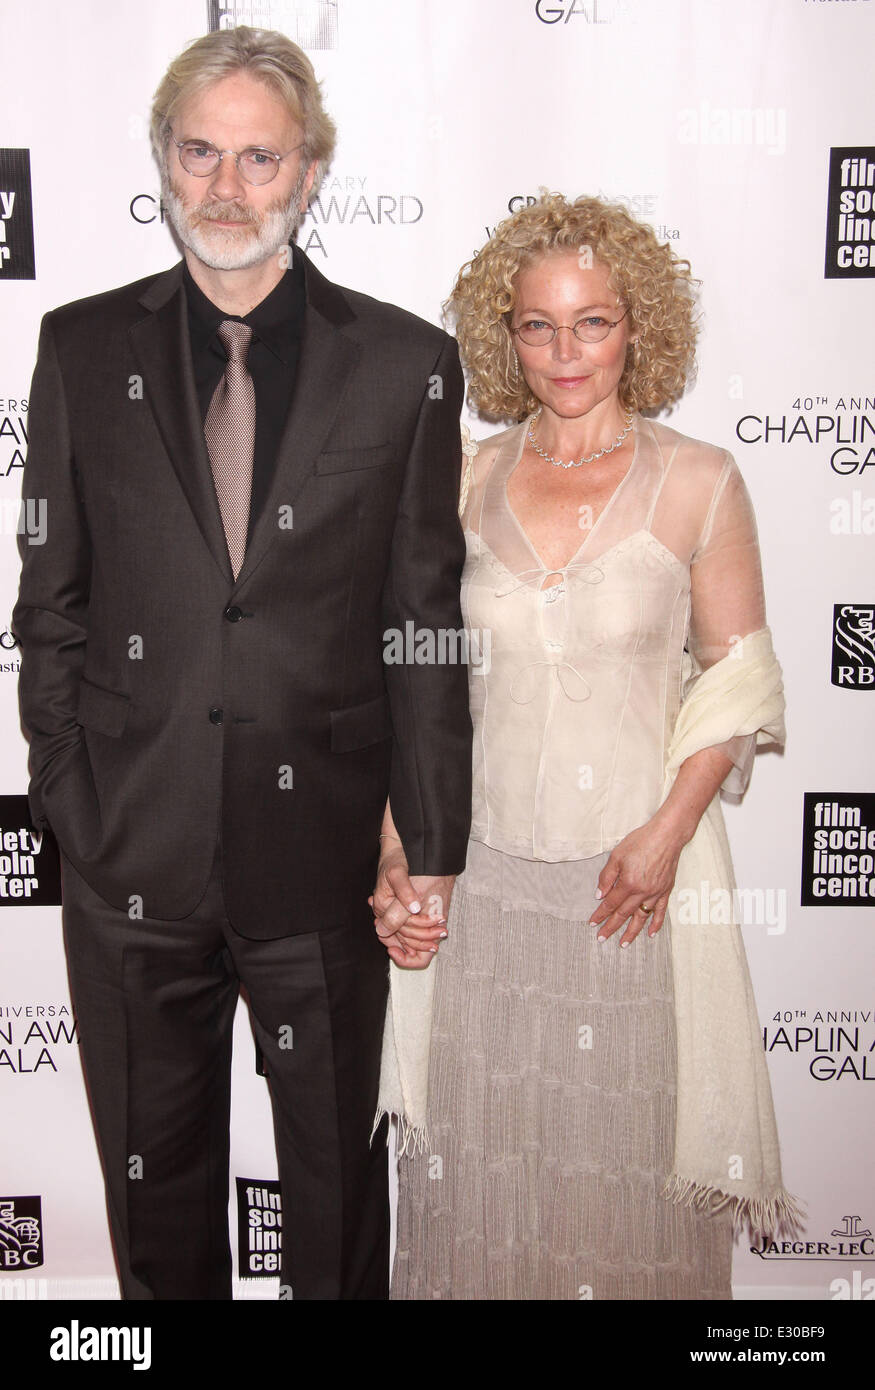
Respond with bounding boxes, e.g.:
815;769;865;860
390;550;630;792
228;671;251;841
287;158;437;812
662;1172;806;1240
370;1107;430;1159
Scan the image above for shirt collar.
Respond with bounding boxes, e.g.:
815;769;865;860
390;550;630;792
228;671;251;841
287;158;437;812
183;245;305;364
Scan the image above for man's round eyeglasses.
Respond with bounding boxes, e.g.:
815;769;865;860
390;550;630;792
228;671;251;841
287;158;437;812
171;134;305;186
512;307;630;347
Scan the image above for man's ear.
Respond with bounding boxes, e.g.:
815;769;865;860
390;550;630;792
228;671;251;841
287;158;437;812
300;159;319;210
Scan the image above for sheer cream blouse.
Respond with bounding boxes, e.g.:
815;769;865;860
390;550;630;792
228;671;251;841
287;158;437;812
460;415;765;861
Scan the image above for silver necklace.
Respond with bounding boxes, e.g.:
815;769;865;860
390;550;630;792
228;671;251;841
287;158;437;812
527;406;634;469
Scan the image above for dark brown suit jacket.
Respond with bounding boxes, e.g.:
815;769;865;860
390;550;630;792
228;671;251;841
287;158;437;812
13;248;472;937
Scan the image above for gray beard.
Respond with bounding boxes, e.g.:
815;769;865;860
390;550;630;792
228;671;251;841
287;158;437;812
161;164;309;271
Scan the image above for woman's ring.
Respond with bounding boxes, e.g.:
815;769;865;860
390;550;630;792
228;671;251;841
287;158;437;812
639;903;652;914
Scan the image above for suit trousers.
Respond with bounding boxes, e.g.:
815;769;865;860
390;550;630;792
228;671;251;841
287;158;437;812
59;838;391;1300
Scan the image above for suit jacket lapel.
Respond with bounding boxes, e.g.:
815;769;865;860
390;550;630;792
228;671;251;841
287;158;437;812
234;251;361;587
130;264;234;582
128;253;361;590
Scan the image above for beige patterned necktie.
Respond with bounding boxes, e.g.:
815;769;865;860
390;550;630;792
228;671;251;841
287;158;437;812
204;320;255;580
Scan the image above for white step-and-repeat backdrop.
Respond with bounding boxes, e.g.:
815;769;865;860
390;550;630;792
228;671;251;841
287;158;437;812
0;0;872;1301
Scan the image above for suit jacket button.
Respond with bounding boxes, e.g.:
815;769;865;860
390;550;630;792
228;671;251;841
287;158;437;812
224;605;244;623
209;707;224;725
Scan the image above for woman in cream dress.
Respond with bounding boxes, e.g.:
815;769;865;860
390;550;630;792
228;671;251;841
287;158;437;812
372;193;797;1300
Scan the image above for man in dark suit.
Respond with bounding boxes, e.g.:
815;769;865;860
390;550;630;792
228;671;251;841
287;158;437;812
12;26;471;1300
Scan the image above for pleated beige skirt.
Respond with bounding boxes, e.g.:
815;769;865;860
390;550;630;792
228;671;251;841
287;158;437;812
391;837;733;1300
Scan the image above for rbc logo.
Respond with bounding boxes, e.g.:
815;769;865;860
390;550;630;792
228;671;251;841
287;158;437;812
0;1197;43;1268
831;604;875;689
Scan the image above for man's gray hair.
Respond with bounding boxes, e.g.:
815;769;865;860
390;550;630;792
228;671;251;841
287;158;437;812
151;25;336;197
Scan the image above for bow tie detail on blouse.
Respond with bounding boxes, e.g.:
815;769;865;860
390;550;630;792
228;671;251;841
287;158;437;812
492;558;606;600
493;561;602;706
509;658;591;705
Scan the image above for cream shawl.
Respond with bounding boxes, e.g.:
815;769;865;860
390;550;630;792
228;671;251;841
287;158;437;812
659;626;802;1234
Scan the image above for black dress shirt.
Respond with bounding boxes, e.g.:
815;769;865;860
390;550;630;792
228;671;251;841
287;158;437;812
183;247;305;543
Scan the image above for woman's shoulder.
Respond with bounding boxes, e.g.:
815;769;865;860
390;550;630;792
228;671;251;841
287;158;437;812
461;420;525;498
639;415;739;492
465;419;526;459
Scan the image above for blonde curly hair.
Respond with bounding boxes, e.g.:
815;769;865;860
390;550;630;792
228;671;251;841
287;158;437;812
448;192;699;421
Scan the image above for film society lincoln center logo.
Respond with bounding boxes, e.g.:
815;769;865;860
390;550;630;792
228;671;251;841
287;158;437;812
236;1178;283;1280
0;795;61;907
825;147;875;278
801;793;875;906
0;150;35;280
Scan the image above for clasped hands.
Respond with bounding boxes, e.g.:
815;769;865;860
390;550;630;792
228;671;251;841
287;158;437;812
370;809;690;966
369;837;454;970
